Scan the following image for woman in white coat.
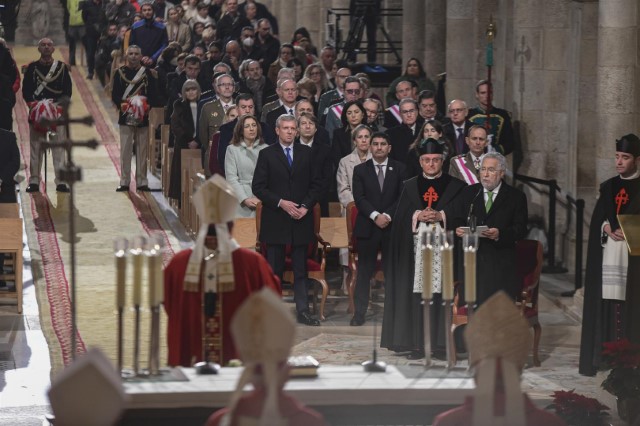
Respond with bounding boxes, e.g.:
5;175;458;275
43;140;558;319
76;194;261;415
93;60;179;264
224;115;267;218
336;124;373;288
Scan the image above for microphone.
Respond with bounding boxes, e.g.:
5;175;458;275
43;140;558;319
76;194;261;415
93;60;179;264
467;186;483;232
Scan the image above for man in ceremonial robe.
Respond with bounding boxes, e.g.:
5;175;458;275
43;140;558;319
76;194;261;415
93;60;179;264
164;176;281;367
23;38;73;194
449;152;528;305
433;292;566;426
580;134;640;375
381;139;466;358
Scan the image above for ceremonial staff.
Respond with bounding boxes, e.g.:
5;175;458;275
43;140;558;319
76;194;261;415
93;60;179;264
485;17;496;137
40;97;99;360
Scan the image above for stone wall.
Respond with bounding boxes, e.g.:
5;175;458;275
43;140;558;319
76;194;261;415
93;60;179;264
15;0;66;46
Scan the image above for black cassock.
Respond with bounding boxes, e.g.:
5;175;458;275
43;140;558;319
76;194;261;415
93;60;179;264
381;174;465;352
579;175;640;376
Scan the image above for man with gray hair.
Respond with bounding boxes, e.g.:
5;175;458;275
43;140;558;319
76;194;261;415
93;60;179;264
450;152;528;306
260;68;296;121
252;114;323;326
384;98;424;164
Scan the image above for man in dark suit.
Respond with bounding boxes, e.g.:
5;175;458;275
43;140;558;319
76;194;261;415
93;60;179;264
385;98;424;165
443;99;473;156
252;114;323;326
295;112;333;216
265;79;298;131
351;132;405;326
294;99;330;146
449;152;528;305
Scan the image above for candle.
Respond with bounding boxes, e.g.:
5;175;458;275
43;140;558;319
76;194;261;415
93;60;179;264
422;246;433;300
442;247;454;300
464;249;477;303
132;252;143;306
115;254;126;309
114;238;128;309
148;253;163;306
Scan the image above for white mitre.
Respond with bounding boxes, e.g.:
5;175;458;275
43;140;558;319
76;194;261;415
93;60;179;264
185;174;238;293
48;348;127;426
464;291;532;426
223;288;295;426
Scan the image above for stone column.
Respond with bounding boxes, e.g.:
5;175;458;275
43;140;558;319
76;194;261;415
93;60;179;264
424;0;446;76
596;0;638;186
445;0;474;102
402;0;425;65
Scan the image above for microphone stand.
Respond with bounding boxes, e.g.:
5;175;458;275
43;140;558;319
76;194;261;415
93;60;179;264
362;312;386;372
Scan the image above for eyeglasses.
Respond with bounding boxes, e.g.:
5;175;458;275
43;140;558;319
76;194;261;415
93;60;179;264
448;108;466;113
479;167;502;174
345;89;361;95
400;108;417;115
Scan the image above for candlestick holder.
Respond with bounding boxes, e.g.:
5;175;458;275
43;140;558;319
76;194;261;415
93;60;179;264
421;229;436;369
440;230;456;370
463;232;479;321
130;236;146;377
145;234;164;376
113;238;128;374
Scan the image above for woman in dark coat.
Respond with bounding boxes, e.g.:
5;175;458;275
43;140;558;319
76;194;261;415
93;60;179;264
169;79;201;204
331;100;367;170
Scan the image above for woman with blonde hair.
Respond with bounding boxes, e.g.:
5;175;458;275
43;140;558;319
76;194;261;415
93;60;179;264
169;79;201;204
225;115;266;217
303;63;329;101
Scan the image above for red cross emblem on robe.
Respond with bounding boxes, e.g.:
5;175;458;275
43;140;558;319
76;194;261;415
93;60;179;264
615;188;629;214
423;186;439;208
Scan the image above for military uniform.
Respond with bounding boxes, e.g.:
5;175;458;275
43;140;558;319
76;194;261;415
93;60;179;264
448;152;482;185
22;59;72;188
111;64;158;188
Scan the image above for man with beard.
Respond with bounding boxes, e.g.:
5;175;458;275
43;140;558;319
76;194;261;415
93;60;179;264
381;139;465;358
254;18;280;75
129;3;168;67
449;152;528;305
580;134;640;375
238;60;275;118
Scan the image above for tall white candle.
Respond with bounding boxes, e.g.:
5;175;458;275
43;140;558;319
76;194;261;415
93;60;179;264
442;247;454;300
132;252;143;306
422;247;433;300
464;250;477;303
115;254;126;309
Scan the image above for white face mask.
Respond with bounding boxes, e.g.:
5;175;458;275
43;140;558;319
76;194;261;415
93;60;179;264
242;37;254;48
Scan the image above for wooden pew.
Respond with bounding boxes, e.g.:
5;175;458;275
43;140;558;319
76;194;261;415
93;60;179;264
160;124;171;198
147;107;165;177
0;214;23;314
179;150;203;235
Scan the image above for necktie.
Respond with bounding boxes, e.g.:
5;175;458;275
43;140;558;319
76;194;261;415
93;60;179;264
485;191;494;212
377;164;384;191
474;158;481;170
288;108;294;116
223;104;229;111
285;147;293;167
456;127;465;154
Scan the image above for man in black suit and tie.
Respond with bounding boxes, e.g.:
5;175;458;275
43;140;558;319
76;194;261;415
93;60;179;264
252;114;323;326
351;132;406;326
265;79;298;131
443;99;473;156
449;152;528;305
385;98;424;165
